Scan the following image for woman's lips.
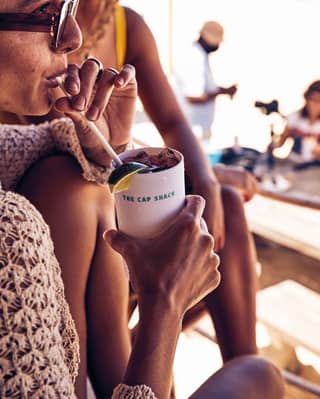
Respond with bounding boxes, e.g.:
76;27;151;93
46;76;60;89
46;70;66;89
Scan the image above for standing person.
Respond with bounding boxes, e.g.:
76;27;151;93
1;2;258;394
269;80;320;166
175;20;238;143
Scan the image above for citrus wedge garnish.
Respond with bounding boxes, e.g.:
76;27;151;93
108;162;148;193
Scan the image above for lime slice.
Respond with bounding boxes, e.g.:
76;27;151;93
108;162;148;193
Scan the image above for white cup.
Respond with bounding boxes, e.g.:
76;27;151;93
114;147;185;238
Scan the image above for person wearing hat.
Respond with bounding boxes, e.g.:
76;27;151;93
175;20;237;143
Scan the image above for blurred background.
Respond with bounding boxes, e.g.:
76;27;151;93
121;0;320;151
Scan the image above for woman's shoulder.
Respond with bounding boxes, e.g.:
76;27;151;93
123;6;161;65
124;6;155;43
124;6;145;26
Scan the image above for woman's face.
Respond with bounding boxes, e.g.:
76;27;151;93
306;91;320;118
0;0;82;116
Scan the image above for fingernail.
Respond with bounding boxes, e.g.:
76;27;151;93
73;95;85;110
70;82;79;94
116;77;124;86
86;105;99;121
103;231;108;241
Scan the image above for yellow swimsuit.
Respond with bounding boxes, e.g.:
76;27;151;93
115;4;127;70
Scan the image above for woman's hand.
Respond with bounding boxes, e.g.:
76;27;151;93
54;59;137;166
213;165;258;202
104;195;220;318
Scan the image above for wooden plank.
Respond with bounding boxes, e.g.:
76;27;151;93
245;195;320;260
283;370;320;397
257;280;320;356
258;188;320;210
257;162;320;210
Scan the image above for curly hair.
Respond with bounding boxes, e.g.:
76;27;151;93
304;80;320;99
78;0;119;58
300;80;320;119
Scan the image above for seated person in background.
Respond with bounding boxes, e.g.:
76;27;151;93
270;80;320;165
0;1;285;398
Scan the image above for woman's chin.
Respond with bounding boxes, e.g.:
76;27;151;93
25;96;54;116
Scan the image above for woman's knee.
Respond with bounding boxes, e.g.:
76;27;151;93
233;355;285;398
221;185;245;217
190;355;285;399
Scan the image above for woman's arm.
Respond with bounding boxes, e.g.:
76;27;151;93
125;8;225;250
270;125;297;151
106;196;220;399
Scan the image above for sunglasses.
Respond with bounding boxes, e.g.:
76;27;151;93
0;0;79;49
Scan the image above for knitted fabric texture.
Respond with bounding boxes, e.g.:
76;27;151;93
0;118;110;192
0;190;78;398
112;384;157;399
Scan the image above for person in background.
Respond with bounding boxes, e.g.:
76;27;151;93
1;1;258;396
175;20;238;143
269;80;320;166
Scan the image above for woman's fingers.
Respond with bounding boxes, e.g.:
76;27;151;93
72;59;102;112
63;64;81;96
85;68;118;121
182;195;206;224
55;61;136;121
113;64;136;88
86;64;136;121
103;229;135;257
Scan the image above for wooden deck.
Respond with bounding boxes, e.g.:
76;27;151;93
257;165;320;210
245;194;320;261
257;280;320;356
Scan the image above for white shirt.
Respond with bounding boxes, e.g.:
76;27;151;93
174;42;217;134
286;111;320;161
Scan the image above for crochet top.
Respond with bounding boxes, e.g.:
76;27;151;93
0;119;156;398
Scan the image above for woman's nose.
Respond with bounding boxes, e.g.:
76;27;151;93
54;15;83;54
